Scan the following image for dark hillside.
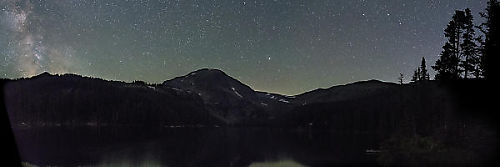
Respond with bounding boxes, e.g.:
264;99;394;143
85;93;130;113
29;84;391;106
3;73;218;127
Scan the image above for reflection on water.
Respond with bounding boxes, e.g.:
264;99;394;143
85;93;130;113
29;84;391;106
96;153;162;167
248;159;307;167
14;127;380;167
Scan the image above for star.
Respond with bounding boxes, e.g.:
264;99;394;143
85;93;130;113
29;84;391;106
0;0;486;95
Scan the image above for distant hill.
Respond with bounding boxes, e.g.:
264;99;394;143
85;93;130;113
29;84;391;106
2;72;216;127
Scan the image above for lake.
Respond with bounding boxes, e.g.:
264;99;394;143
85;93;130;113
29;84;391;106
13;127;382;167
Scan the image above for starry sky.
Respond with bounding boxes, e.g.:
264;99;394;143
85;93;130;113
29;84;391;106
0;0;487;95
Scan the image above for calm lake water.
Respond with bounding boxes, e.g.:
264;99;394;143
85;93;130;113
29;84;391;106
13;127;381;167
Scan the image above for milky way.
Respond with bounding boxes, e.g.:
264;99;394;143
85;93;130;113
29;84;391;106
0;0;487;95
1;0;79;77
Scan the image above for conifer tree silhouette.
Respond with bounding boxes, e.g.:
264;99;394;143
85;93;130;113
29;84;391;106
479;0;500;80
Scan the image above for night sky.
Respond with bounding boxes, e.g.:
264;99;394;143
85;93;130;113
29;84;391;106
0;0;487;95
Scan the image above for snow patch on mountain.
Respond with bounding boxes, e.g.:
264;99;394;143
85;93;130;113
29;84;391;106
231;87;243;98
278;99;290;103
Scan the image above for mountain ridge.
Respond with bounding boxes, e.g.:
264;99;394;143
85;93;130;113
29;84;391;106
8;69;394;97
2;68;407;127
4;68;489;135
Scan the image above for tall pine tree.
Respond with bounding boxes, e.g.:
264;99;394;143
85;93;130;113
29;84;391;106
434;16;462;81
411;57;430;82
460;9;480;79
475;35;485;78
480;0;500;80
433;44;449;80
420;57;430;81
411;68;420;82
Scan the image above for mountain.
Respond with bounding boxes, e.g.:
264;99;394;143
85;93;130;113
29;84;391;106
284;81;453;131
295;80;398;105
1;69;405;128
161;68;296;124
2;69;299;127
163;69;268;124
1;69;495;134
2;72;218;127
2;70;497;166
162;68;294;108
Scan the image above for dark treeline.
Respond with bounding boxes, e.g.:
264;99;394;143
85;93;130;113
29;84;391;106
411;57;430;82
284;80;497;165
406;0;499;83
433;0;499;81
382;2;500;164
3;73;219;127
